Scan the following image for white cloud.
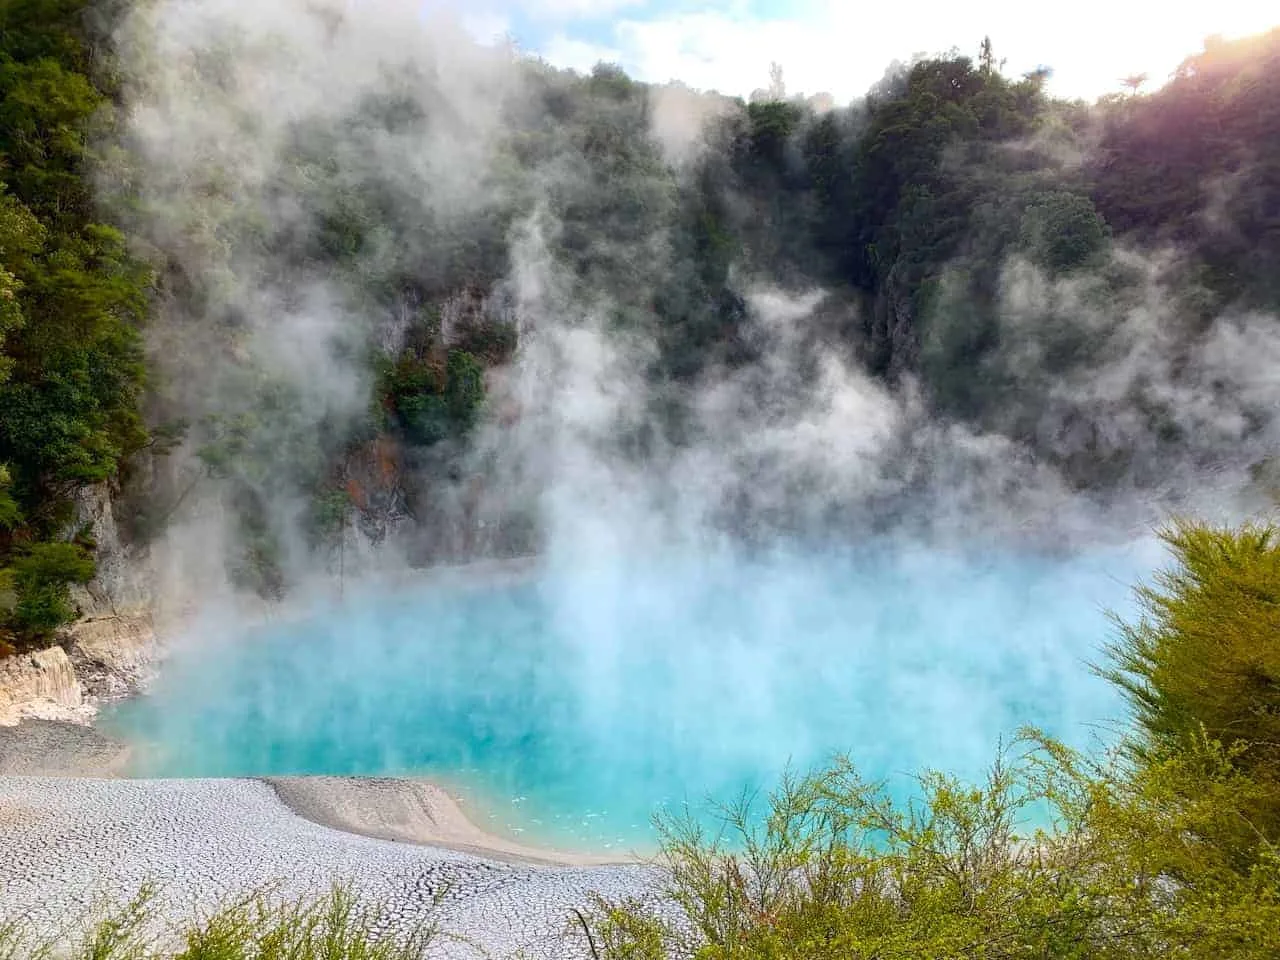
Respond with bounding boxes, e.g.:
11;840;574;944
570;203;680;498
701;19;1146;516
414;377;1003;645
530;1;1280;103
541;32;622;71
460;11;512;44
515;0;645;20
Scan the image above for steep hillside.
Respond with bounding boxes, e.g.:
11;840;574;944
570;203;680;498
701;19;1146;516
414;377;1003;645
2;1;1279;645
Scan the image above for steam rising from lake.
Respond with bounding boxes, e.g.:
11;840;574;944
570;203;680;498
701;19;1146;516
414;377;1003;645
107;540;1152;851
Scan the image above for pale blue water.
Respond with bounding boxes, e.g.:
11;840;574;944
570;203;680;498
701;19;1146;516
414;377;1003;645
103;541;1151;854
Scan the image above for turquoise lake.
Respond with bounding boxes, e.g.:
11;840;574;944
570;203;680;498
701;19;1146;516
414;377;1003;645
103;541;1153;855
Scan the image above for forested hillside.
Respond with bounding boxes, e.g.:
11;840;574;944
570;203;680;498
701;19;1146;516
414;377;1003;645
0;0;150;647
2;0;1279;644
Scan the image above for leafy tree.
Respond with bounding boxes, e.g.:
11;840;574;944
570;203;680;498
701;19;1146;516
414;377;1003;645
444;350;485;431
1090;28;1280;309
1121;73;1148;95
1018;190;1110;274
0;466;19;531
979;36;996;75
309;488;352;548
0;187;42;388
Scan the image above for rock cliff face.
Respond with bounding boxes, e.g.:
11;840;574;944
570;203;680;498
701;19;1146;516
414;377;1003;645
64;613;157;703
0;617;156;727
66;481;152;618
0;646;89;727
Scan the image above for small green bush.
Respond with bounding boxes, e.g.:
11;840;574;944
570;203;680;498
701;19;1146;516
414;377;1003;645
8;540;95;636
1018;190;1110;274
378;347;486;447
591;735;1280;960
0;464;20;530
443;350;484;431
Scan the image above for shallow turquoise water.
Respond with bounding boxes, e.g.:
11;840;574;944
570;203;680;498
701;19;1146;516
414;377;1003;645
103;542;1151;854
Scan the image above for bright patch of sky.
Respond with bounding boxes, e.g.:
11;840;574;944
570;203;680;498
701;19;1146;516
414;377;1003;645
441;0;1279;104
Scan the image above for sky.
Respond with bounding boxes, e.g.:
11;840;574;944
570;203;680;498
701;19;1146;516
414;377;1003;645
443;0;1280;104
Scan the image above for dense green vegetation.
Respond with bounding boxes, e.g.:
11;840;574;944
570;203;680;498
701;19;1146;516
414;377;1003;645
1103;522;1280;868
0;0;149;645
590;523;1280;959
1;0;1278;637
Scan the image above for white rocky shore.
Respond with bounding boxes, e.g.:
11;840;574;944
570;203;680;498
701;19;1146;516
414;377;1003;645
0;772;660;958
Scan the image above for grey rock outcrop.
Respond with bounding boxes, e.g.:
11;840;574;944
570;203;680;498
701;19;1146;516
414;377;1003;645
64;613;157;703
66;481;152;618
0;474;160;723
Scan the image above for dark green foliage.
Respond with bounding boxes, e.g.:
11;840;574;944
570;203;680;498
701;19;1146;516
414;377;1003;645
444;350;485;430
377;349;447;447
0;190;39;388
375;303;488;448
450;315;517;367
0;0;149;640
384;350;483;446
1089;29;1280;309
1019;190;1110;273
308;488;352;549
1;0;1278;618
0;466;20;531
119;24;1280;580
8;540;95;635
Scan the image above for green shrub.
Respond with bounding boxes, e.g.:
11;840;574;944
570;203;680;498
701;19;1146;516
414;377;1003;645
8;539;95;636
1018;190;1110;274
443;350;484;431
173;884;436;960
1101;521;1280;861
0;464;19;530
308;487;352;550
378;346;486;446
592;734;1280;960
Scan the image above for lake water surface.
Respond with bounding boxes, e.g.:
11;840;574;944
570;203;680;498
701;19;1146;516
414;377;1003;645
104;541;1152;854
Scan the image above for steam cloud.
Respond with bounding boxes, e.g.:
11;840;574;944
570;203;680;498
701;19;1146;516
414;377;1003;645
98;0;1280;833
105;0;1280;597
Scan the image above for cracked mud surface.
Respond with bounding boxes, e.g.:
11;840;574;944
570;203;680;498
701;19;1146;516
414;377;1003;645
0;776;659;958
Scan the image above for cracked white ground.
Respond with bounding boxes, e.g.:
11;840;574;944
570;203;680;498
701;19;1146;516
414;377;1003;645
0;777;658;959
